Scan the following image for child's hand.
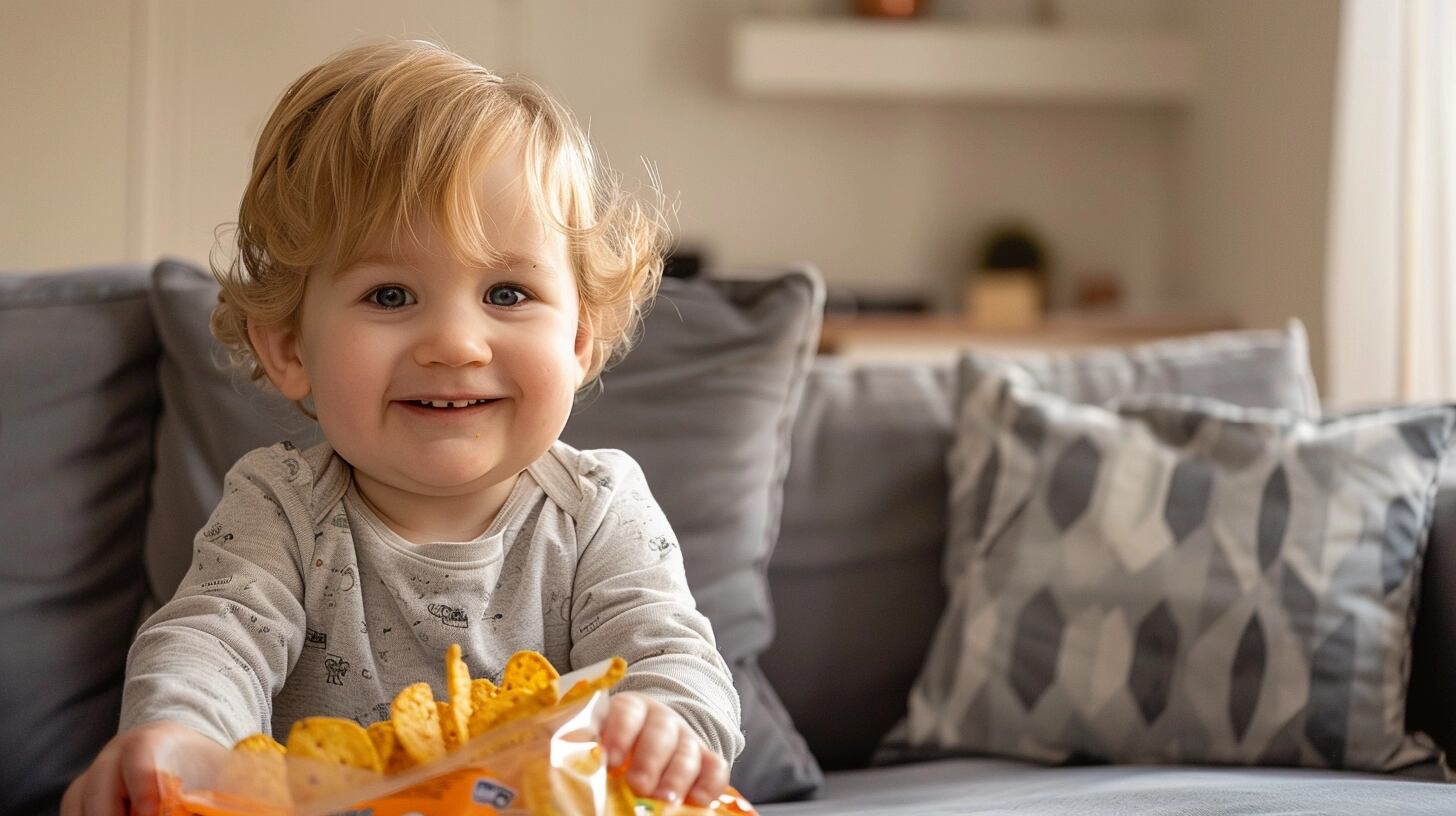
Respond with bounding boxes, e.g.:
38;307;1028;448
601;691;728;807
61;722;222;816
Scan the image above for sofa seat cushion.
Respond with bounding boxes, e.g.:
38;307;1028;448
757;758;1455;815
0;265;159;816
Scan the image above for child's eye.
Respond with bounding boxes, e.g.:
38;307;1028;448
486;285;529;308
366;285;415;309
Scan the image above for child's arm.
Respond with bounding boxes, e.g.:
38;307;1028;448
567;451;745;801
120;445;312;748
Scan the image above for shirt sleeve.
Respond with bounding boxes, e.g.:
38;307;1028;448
567;450;745;764
119;446;311;746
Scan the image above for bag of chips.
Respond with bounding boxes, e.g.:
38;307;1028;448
154;646;756;816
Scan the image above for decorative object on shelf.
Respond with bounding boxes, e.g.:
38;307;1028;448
1074;270;1123;310
854;0;924;18
663;247;707;279
965;221;1049;329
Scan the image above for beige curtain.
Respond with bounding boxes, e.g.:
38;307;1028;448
1327;0;1456;407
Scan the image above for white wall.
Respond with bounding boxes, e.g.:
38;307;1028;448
1;0;134;270
1169;0;1341;388
3;0;1344;390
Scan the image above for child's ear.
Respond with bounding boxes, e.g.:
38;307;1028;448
247;317;312;401
573;313;596;384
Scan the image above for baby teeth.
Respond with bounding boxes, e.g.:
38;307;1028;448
415;399;489;408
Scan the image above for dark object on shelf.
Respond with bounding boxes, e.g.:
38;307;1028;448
977;223;1047;273
825;286;931;315
663;249;704;279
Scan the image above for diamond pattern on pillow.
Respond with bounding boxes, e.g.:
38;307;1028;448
892;360;1455;772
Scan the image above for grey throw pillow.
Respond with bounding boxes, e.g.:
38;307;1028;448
987;319;1321;414
0;266;159;816
562;267;827;802
143;259;323;608
145;259;827;802
890;359;1453;771
766;322;1322;771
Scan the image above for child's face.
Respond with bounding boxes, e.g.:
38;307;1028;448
253;154;592;500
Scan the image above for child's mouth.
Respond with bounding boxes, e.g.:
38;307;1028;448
407;399;496;409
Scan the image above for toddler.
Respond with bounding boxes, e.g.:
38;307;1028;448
63;38;741;816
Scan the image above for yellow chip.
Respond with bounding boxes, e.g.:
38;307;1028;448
494;685;560;732
561;657;628;706
502;650;559;693
438;701;465;750
390;681;447;765
467;678;502;737
445;643;473;742
284;717;382;774
233;733;287;755
367;721;414;775
216;748;291;810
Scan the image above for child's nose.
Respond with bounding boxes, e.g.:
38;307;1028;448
413;315;493;368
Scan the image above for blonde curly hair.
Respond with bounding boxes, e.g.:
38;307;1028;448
211;38;668;393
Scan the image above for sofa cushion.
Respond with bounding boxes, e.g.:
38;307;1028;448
893;359;1452;770
1407;464;1456;758
0;266;159;816
754;758;1456;816
142;259;323;607
991;320;1321;414
764;323;1324;770
562;267;827;801
145;259;826;802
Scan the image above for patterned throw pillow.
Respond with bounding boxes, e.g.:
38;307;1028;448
892;359;1456;772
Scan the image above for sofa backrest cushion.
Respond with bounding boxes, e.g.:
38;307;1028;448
561;267;827;801
764;323;1325;770
142;258;323;607
0;265;158;816
1407;464;1456;759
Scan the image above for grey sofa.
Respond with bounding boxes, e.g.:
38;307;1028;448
3;262;1454;816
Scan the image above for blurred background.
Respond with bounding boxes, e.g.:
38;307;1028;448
2;0;1451;407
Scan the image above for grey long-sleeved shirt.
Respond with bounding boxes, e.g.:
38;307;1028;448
120;440;743;763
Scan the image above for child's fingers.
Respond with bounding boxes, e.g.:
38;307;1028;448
602;693;649;769
624;705;681;797
77;758;127;816
121;751;163;816
650;733;701;803
686;749;729;807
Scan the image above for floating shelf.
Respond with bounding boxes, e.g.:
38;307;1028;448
731;19;1199;105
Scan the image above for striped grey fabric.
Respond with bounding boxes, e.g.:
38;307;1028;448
894;359;1456;772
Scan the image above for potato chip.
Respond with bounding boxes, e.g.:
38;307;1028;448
503;650;558;693
285;717;382;774
445;643;473;742
561;657;628;706
391;681;447;765
367;721;414;775
233;733;287;755
467;677;500;737
491;685;559;731
438;701;465;750
216;747;291;810
286;759;359;806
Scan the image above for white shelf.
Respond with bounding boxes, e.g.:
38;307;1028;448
731;19;1199;105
